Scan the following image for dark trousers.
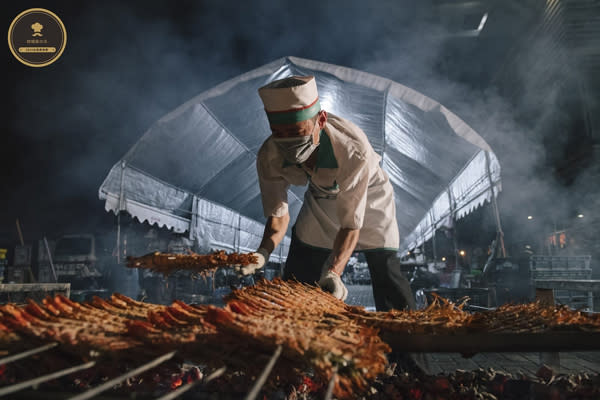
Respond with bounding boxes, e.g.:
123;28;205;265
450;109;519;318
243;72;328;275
283;229;415;311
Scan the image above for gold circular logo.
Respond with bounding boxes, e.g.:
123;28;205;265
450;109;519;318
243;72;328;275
8;8;67;67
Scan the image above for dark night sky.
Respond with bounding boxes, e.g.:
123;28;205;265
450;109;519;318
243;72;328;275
3;0;595;245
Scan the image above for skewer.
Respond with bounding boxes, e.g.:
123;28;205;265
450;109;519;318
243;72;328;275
0;360;95;397
67;351;176;400
0;342;58;365
155;366;226;400
244;345;283;400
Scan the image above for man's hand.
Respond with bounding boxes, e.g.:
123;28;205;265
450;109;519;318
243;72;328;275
318;270;348;301
235;248;270;276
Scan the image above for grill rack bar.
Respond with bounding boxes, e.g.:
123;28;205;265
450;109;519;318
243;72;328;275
244;345;283;400
67;351;176;400
155;366;226;400
0;342;58;366
324;368;338;400
382;331;600;353
0;360;96;398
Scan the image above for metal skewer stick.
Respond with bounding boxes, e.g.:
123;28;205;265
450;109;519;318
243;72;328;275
0;342;58;365
244;345;283;400
68;351;176;400
0;360;96;397
154;366;226;400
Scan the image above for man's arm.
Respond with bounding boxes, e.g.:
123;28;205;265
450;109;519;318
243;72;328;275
317;227;358;300
236;213;289;276
258;213;290;254
327;227;360;276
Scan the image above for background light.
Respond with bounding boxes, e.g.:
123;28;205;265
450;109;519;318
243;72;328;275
477;13;488;31
578;214;584;218
527;215;533;220
459;250;466;256
441;257;446;261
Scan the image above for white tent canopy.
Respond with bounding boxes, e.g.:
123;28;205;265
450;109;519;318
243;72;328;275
99;56;501;259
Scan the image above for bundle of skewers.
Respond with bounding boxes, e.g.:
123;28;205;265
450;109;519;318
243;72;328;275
126;250;257;276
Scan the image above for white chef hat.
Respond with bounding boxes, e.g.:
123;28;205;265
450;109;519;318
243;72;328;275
258;75;320;125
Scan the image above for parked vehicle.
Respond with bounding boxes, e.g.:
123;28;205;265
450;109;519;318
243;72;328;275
52;234;106;293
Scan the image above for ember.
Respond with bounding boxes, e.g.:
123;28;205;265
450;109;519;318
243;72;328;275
298;376;321;393
170;376;182;389
409;387;423;399
169;365;203;390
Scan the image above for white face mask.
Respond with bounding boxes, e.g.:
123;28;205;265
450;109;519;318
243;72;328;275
272;123;320;164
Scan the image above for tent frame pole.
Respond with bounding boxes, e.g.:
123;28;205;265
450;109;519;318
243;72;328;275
447;189;458;267
430;211;437;261
190;196;198;241
484;152;506;258
116;161;126;264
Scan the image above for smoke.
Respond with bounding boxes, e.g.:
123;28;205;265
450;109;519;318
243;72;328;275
5;0;595;251
6;0;247;237
6;0;416;237
356;1;594;252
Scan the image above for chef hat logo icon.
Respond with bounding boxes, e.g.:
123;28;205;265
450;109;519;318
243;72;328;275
31;22;44;36
9;8;67;67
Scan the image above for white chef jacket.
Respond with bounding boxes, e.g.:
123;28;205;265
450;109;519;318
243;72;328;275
256;113;399;251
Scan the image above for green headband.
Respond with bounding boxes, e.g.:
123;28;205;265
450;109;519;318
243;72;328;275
266;100;321;125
